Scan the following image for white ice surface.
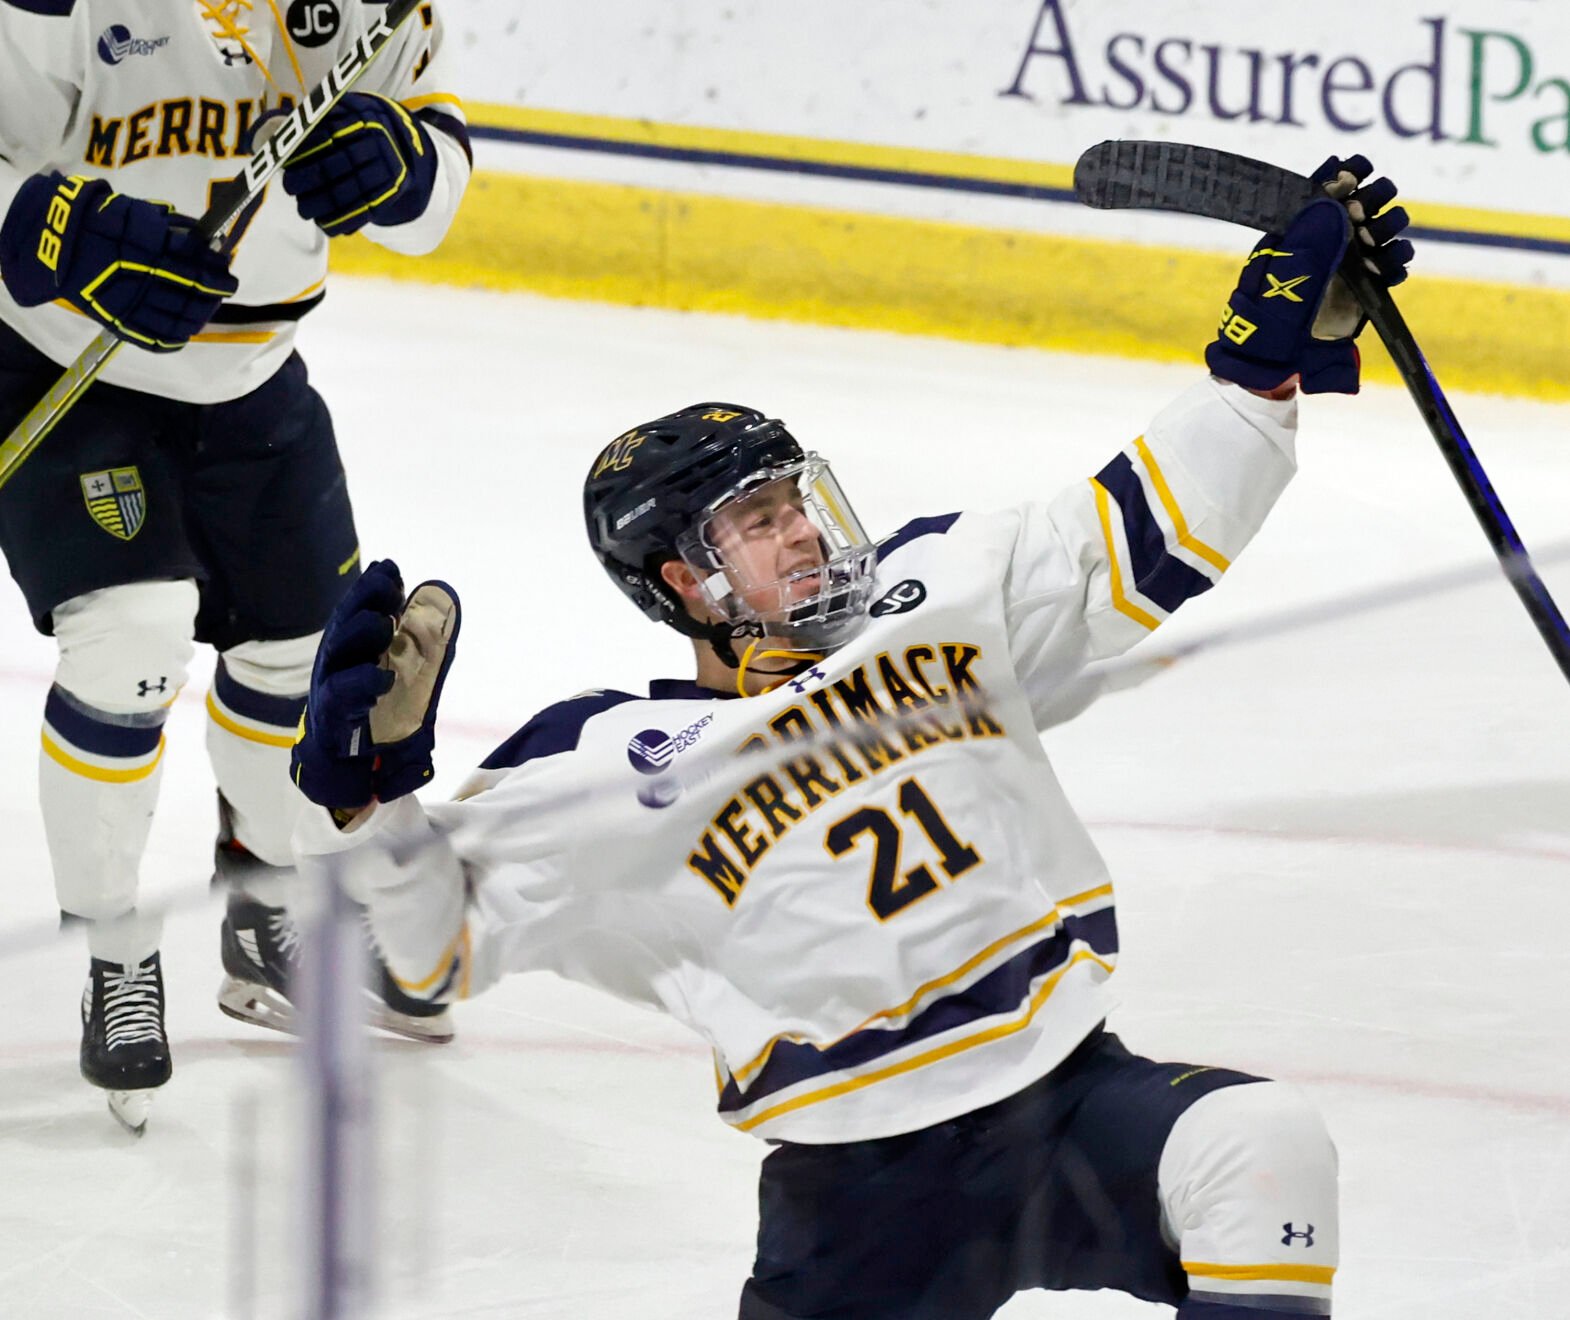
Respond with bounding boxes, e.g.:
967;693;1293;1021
0;277;1565;1318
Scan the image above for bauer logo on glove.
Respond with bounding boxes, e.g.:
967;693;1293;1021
249;91;440;237
0;172;237;352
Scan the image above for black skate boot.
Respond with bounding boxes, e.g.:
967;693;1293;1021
218;889;301;1034
81;952;171;1136
214;795;453;1044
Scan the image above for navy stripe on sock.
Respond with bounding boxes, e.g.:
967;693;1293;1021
44;686;164;758
214;659;307;730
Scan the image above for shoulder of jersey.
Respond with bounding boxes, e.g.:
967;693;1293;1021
2;0;78;15
480;689;641;771
875;512;961;567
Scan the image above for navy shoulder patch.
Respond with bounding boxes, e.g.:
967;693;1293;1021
3;0;78;14
876;512;960;563
481;689;641;770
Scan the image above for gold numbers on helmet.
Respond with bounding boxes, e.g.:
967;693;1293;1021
823;777;982;922
593;430;646;478
702;409;741;423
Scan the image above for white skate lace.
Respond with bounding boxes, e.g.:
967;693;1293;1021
102;962;165;1051
267;910;303;966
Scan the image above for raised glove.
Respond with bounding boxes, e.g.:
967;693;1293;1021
0;173;237;351
1205;155;1414;395
292;560;402;810
367;579;461;802
276;92;438;236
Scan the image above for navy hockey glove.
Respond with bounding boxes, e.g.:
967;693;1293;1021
273;92;438;236
1205;156;1414;395
0;173;237;352
368;579;461;802
292;561;403;810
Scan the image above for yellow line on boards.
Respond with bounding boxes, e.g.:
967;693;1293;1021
461;101;1570;246
330;169;1570;403
462;102;1077;193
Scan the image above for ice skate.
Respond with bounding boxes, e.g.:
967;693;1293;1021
216;816;452;1044
361;911;455;1044
80;953;171;1137
217;889;301;1034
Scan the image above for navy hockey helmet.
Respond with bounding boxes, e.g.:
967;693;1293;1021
583;403;877;655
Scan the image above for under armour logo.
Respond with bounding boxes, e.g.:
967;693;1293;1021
219;46;252;65
787;666;827;695
1282;1223;1315;1247
137;676;168;697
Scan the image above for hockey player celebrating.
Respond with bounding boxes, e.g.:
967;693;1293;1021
292;158;1412;1317
0;1;471;1133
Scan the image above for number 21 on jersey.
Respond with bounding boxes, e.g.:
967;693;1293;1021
824;777;982;920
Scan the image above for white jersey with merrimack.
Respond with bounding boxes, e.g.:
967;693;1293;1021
0;0;469;403
296;378;1299;1144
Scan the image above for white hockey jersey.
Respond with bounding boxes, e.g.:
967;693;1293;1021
296;378;1299;1144
0;0;470;403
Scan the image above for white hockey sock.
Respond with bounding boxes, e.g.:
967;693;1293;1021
207;635;318;868
1158;1081;1338;1315
45;582;197;954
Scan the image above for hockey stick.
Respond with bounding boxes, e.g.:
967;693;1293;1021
1073;140;1570;686
0;0;424;492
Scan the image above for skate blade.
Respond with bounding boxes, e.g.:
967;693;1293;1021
107;1089;154;1136
217;975;296;1034
220;976;452;1044
369;996;455;1045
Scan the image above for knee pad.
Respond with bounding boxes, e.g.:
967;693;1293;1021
1159;1082;1338;1312
53;580;198;713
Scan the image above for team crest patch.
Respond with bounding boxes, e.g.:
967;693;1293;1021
80;468;147;541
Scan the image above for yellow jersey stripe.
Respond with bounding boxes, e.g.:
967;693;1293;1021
733;949;1115;1132
1091;478;1162;631
1133;436;1231;575
41;729;164;783
283;278;328;304
457;922;472;999
1058;883;1114;909
189;330;276;345
1183;1261;1336;1286
405;92;466;115
731;904;1078;1086
206;691;296;748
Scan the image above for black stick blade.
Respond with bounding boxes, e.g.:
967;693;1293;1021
1074;140;1316;233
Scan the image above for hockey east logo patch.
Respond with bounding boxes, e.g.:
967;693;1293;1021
80;468;147;541
96;26;171;66
627;716;713;776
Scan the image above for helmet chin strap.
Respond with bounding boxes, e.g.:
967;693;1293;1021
658;568;826;690
733;639;827;698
